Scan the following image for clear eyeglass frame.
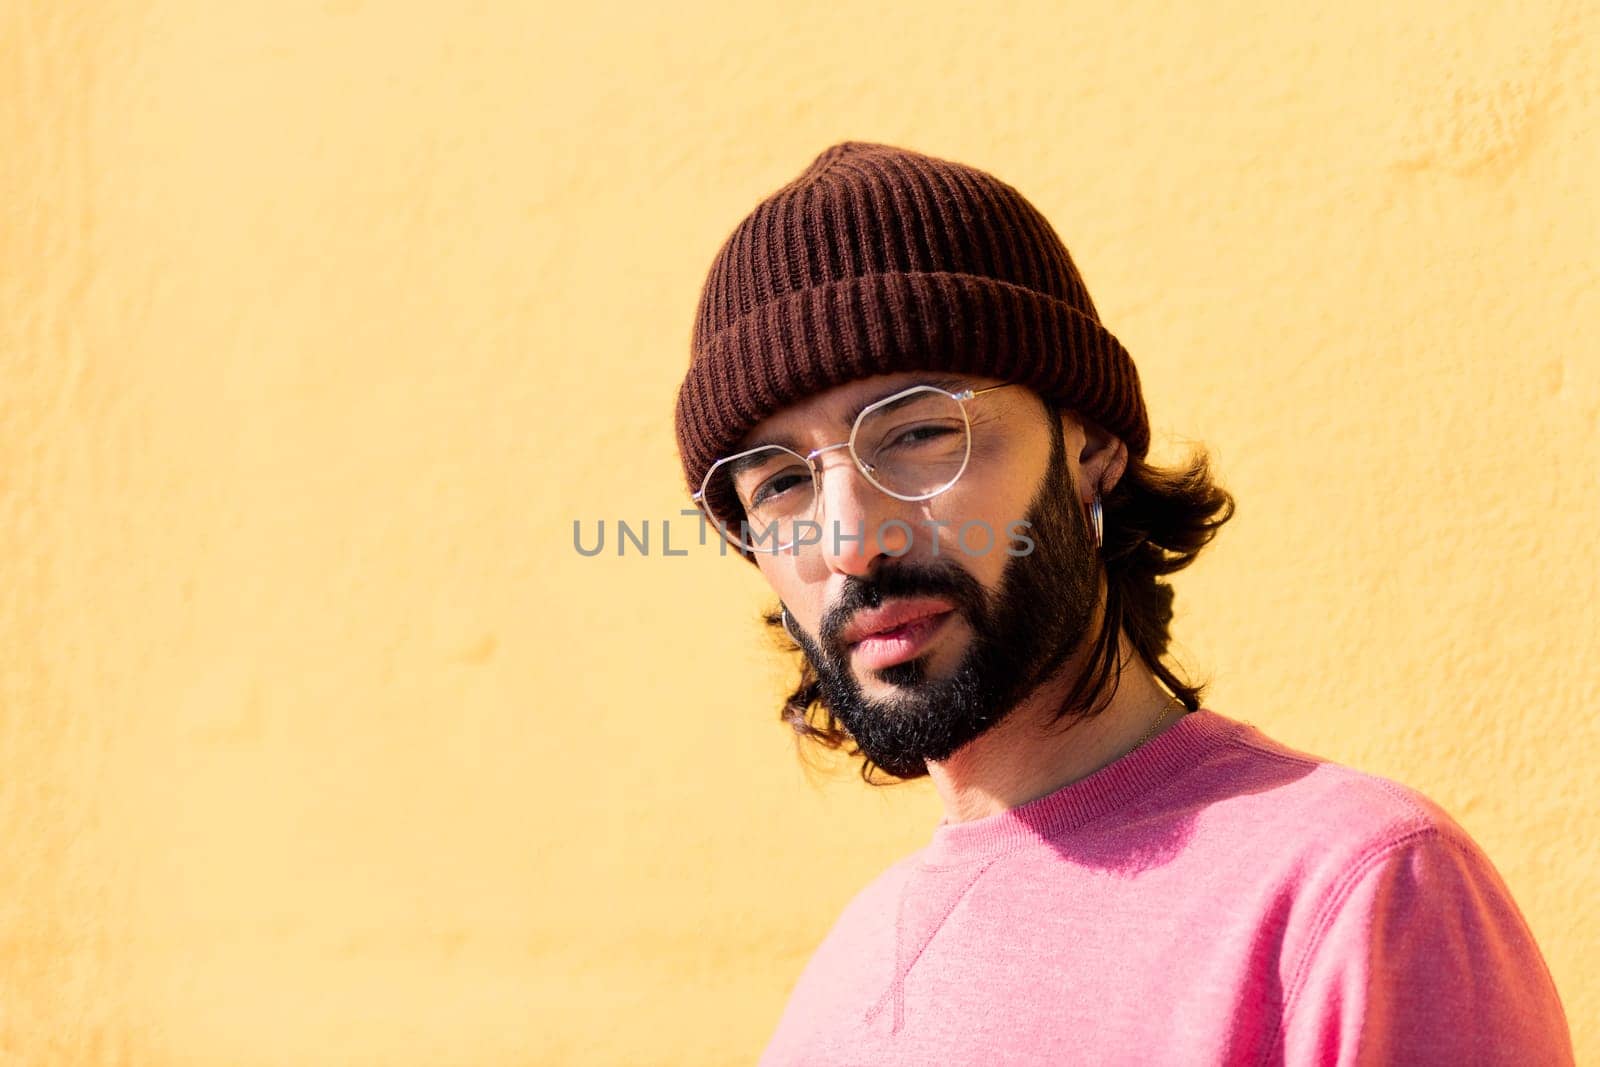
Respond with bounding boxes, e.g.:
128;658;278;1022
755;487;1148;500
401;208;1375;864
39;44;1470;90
691;381;1020;553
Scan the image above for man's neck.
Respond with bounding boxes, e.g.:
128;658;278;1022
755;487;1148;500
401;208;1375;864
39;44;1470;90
925;632;1181;824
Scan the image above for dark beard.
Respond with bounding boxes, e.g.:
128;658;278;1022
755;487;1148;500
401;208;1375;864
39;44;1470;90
783;422;1101;778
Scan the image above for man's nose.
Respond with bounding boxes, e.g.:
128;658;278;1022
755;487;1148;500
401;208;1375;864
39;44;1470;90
811;450;905;577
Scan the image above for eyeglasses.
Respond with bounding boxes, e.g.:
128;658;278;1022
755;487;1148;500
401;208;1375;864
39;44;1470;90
692;382;1020;553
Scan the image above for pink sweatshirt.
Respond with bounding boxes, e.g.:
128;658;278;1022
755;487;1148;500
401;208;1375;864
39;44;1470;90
759;709;1573;1065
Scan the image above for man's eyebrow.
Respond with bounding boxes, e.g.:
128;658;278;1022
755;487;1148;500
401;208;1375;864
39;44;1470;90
745;375;980;452
724;449;786;478
908;375;973;398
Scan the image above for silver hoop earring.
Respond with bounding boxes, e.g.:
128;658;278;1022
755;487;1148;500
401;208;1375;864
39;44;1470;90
780;607;801;643
1089;495;1104;549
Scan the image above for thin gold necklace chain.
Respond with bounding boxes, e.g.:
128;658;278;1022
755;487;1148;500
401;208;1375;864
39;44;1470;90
1130;696;1187;753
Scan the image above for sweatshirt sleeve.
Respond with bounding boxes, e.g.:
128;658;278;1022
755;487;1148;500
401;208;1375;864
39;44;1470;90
1276;826;1574;1066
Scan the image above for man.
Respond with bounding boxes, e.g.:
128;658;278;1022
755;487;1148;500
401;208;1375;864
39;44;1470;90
673;141;1573;1065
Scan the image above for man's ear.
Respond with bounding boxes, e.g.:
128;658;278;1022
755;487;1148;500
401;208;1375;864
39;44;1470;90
1062;411;1129;500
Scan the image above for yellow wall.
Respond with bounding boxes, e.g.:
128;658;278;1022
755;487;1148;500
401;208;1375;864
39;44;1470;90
3;2;1595;1062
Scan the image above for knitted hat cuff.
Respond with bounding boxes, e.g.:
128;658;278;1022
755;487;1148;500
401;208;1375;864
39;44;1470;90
675;269;1148;493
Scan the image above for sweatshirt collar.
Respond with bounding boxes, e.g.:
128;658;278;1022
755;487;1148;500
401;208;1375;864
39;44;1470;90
920;708;1244;867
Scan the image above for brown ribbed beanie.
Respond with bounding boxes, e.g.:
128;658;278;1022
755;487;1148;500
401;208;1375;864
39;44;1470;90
675;141;1149;494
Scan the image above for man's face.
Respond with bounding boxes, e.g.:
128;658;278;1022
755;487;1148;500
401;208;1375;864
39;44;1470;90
740;371;1103;777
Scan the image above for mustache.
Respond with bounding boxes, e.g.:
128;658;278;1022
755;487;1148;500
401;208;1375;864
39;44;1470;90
816;559;989;654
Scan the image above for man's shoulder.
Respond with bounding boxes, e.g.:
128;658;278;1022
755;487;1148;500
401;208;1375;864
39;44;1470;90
829;848;924;919
1198;712;1483;865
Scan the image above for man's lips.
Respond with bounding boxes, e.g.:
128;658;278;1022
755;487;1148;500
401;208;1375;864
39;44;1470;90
839;598;955;645
839;598;955;671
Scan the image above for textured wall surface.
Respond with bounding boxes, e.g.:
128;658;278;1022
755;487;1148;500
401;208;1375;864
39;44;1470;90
3;2;1596;1063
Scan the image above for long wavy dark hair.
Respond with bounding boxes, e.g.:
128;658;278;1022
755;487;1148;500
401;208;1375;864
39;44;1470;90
763;420;1236;784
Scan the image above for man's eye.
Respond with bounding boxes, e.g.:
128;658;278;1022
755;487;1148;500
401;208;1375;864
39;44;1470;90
886;422;959;448
750;471;808;507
